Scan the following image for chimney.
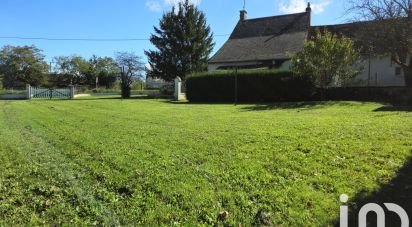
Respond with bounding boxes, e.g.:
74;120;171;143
306;2;312;13
240;10;247;21
306;2;312;26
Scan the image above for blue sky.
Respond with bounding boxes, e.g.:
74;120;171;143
0;0;352;64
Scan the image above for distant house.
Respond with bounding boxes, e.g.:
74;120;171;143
209;3;408;87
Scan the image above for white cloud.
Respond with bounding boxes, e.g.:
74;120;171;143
279;0;331;14
145;0;201;12
146;1;162;12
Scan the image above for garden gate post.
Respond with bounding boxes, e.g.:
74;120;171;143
174;77;182;101
26;84;32;100
70;86;75;99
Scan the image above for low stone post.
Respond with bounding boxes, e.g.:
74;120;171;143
174;76;182;101
26;84;32;100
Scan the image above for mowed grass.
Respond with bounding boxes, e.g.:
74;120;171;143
0;97;411;225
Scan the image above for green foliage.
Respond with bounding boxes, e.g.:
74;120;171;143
0;45;49;88
0;98;411;225
53;55;118;87
186;70;315;102
130;80;145;91
145;0;214;81
291;30;361;89
88;55;119;88
53;55;89;85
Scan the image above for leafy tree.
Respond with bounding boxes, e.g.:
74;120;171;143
145;0;214;81
0;45;48;88
53;55;118;87
291;30;361;95
91;56;119;88
348;0;412;87
116;52;144;98
53;55;89;85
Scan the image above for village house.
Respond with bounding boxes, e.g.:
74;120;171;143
208;3;408;87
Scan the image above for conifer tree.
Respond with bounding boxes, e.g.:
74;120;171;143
145;0;214;81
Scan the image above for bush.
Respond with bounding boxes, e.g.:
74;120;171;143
186;70;315;102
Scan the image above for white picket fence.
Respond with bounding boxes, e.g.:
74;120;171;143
27;85;75;99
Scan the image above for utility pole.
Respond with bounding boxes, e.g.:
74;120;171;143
234;66;238;105
49;60;56;73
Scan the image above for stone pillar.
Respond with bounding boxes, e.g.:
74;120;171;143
174;77;182;101
70;86;75;99
26;84;32;100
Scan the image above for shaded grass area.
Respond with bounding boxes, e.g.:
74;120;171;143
339;156;412;226
374;105;412;112
0;97;411;225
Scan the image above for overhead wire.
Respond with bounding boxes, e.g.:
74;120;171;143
0;34;230;42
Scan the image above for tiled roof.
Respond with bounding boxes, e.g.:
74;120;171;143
209;12;310;63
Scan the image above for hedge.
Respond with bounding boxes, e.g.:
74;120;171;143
186;70;315;102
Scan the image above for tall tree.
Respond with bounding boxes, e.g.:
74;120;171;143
0;45;48;88
116;52;144;98
86;55;119;88
145;0;214;81
53;55;118;87
53;55;89;85
291;30;361;97
92;56;119;88
348;0;412;86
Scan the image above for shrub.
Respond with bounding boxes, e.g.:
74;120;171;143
186;70;315;102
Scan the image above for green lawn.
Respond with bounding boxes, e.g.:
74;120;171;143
0;97;411;225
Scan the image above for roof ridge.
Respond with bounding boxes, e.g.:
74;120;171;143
312;21;365;27
244;12;309;22
312;16;409;27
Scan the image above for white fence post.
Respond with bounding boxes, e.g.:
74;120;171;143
174;77;182;101
26;84;32;100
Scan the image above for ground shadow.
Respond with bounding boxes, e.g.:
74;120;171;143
334;155;412;226
162;100;232;105
239;101;362;111
374;106;412;112
69;95;166;101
